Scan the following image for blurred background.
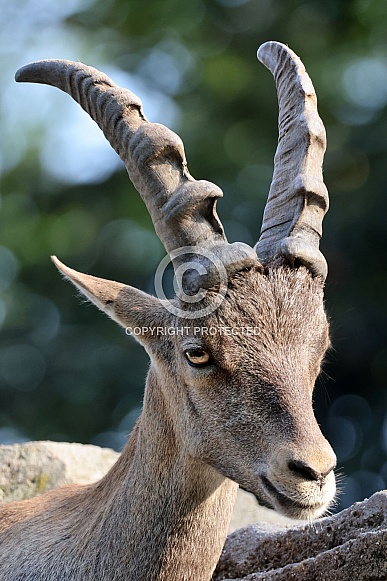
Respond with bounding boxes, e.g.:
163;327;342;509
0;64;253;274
1;0;387;512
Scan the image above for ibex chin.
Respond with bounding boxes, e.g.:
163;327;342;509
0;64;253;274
1;41;336;580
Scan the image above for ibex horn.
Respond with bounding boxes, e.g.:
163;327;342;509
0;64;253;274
255;41;329;280
15;60;258;294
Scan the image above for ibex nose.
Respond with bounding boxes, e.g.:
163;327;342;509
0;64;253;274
288;458;336;488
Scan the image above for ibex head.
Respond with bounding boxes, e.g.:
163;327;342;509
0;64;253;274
16;41;336;519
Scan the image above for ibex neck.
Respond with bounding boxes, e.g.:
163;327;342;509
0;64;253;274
94;371;237;581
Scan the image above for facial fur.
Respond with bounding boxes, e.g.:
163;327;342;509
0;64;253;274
149;265;335;519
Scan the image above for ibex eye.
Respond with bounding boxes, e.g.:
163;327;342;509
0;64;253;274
184;349;210;367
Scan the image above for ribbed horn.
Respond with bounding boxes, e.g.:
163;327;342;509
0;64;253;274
15;60;258;293
255;42;329;279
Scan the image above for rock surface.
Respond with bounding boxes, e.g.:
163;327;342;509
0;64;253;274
214;491;387;580
0;440;118;503
1;441;386;579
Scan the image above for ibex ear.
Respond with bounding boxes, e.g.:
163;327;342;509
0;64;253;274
51;256;170;344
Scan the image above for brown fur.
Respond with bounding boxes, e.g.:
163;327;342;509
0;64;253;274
0;265;336;581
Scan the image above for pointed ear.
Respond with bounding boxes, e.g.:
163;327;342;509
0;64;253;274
51;256;171;344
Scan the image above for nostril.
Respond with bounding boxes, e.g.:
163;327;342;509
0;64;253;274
288;460;335;484
288;460;320;481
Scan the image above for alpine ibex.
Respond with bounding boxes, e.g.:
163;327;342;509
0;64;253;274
0;41;336;580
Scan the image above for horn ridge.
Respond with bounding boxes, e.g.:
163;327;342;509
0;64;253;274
16;59;258;292
255;41;329;279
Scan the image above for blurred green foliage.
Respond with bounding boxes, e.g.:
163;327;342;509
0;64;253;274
1;0;387;510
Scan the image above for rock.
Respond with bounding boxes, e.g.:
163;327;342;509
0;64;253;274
213;491;387;580
0;441;119;503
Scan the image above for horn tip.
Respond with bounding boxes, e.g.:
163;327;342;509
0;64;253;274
257;41;300;74
257;41;285;63
15;64;31;83
15;61;50;84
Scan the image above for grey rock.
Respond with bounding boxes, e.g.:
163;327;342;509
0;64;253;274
0;441;118;503
214;491;387;580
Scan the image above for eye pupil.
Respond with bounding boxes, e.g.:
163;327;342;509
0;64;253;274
185;349;210;366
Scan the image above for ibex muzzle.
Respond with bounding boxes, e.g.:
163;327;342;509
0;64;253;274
0;41;336;581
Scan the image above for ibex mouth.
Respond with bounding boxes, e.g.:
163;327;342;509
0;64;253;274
261;476;327;519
